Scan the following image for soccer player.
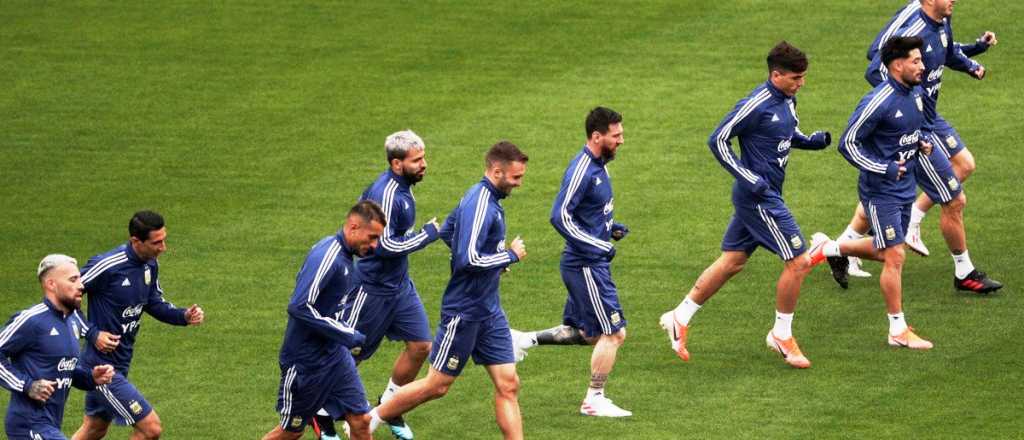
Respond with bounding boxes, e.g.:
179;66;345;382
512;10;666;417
262;201;385;440
366;141;528;440
2;254;114;440
72;211;205;440
832;0;1002;294
824;36;936;349
312;130;440;440
657;42;834;369
509;107;634;417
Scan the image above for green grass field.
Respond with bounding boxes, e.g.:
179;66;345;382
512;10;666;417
2;1;1022;438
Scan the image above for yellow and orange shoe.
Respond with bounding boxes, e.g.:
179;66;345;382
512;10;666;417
659;311;690;361
765;332;811;369
806;232;831;267
887;327;933;350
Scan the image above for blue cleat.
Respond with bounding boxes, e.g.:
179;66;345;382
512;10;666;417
389;420;414;440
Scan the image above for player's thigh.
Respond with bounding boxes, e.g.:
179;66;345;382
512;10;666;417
428;315;479;377
341;286;393;361
720;214;759;256
864;200;911;249
321;356;370;420
915;143;962;205
735;200;806;261
8;424;67;440
86;373;152;426
559;265;625;338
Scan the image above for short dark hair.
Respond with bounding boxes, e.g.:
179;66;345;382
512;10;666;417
347;200;386;227
585;107;622;140
767;41;808;74
129;210;165;241
485;141;529;167
881;36;924;66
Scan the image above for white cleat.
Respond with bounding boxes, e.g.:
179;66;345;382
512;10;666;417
847;256;872;278
509;329;534;362
580;394;632;417
904;224;930;257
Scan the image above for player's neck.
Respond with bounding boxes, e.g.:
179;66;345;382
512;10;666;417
921;5;944;23
44;293;70;316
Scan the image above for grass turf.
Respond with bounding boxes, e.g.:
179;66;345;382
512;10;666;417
2;1;1022;438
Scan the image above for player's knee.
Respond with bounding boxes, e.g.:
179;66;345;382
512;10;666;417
426;381;451;399
495;374;520;398
406;341;431;360
886;247;906;267
723;260;745;276
608;329;626;346
347;414;370;434
943;194;965;213
136;413;163;439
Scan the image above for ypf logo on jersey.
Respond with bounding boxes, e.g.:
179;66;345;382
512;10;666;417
885;225;896;241
144;267;152;286
446;356;460;371
790;234;803;250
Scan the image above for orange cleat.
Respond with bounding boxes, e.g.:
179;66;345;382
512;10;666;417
806;232;831;267
659;311;690;361
766;332;811;369
887;327;933;350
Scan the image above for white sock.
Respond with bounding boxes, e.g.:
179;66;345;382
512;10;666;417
910;206;927;227
823;241;842;257
888;312;908;336
953;250;975;279
839;225;865;242
772;311;793;340
673;297;701;326
586;387;603;400
381;378;400;404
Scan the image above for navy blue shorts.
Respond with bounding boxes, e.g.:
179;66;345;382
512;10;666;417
916;131;963;204
84;371;152;426
933;114;967;157
276;354;368;433
6;424;66;440
864;200;912;250
428;312;514;377
721;197;806;261
560;264;626;338
340;280;433;362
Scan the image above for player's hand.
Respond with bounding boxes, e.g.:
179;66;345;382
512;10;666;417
896;159;907;180
610;224;630;241
27;379;56;402
92;365;115;385
95;331;121;353
973;65;986;80
980;31;998;46
919;139;933;156
509;235;526;260
425;217;440;232
185;304;205;325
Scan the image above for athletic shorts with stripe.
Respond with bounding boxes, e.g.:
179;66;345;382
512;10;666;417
6;424;66;440
916;131;964;205
560;264;626;338
932;114;967;157
863;200;912;250
721;197;807;261
276;354;368;433
339;280;432;362
428;311;514;377
84;372;152;426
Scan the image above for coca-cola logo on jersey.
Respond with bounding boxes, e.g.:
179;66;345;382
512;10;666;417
57;357;78;372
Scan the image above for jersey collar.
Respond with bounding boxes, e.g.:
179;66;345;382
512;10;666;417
764;80;790;100
917;8;943;28
886;76;913;95
582;144;608;166
335;232;356;258
42;297;69;319
388;169;413;188
123;242;146;264
480;177;507;200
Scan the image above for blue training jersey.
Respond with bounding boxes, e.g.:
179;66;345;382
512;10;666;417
708;80;830;203
356;170;439;295
865;1;988;123
550;146;619;267
79;243;188;374
2;299;97;436
839;77;927;204
278;233;365;370
438;178;519;321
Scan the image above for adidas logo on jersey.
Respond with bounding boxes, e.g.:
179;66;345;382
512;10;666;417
122;278;131;287
50;327;60;336
771;113;780;122
594;176;603;186
926;44;933;53
894;110;903;119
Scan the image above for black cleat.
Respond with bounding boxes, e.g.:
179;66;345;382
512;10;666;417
827;255;849;289
955;270;1003;294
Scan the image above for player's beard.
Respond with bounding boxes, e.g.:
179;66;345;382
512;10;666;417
402;165;424;184
904;70;923;86
601;143;617;162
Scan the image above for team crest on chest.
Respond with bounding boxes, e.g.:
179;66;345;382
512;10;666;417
940;31;948;48
885;225;896;241
143;267;151;286
915;97;923;112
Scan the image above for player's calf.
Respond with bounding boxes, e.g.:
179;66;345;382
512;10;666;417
133;411;163;440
